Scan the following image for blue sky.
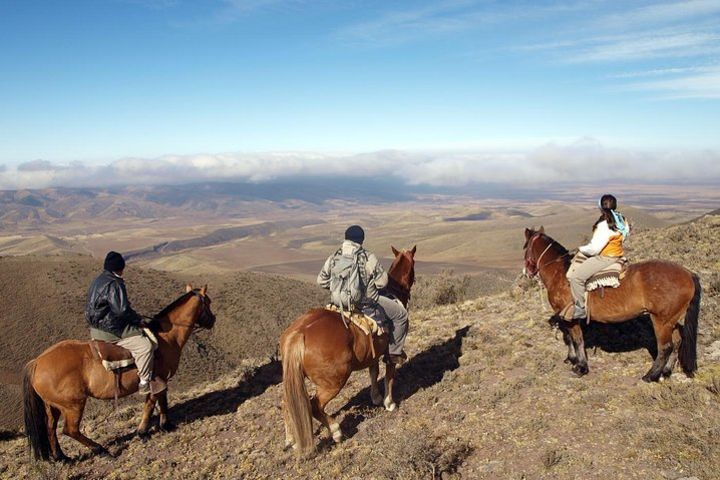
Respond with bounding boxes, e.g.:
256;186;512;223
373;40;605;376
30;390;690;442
0;0;719;187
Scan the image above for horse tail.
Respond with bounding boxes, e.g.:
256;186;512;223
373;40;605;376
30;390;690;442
281;330;313;455
679;273;701;377
23;360;51;460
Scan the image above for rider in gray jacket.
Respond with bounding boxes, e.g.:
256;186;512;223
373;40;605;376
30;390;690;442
317;226;409;365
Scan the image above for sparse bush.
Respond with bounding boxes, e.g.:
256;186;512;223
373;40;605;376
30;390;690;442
411;270;470;309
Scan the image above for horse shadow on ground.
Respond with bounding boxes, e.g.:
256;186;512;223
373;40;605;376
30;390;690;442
336;325;471;441
108;358;281;450
553;314;658;359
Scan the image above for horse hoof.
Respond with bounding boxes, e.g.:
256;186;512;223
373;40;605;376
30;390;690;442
159;421;176;432
93;448;114;458
384;398;397;411
137;431;151;443
53;453;71;464
641;374;660;383
371;394;383;406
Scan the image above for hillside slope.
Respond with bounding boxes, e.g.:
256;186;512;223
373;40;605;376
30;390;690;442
0;255;326;432
1;214;719;479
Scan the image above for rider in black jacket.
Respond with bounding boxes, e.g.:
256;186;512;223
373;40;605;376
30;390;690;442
85;251;154;394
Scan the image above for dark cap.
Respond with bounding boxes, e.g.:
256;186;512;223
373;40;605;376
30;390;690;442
344;225;365;244
104;251;125;273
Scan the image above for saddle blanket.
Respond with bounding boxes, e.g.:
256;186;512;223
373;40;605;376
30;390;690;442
572;253;628;291
324;304;384;336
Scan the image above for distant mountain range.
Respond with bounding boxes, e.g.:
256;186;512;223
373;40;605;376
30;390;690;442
1;178;717;230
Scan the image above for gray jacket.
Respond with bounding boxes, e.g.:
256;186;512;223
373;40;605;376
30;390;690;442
317;240;388;306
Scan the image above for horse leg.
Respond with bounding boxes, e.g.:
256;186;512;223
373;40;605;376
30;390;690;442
562;328;578;365
310;382;347;444
643;317;674;383
156;392;175;432
567;322;589;376
45;404;67;462
369;362;383;406
137;394;157;438
662;327;682;379
60;402;111;456
383;362;397;411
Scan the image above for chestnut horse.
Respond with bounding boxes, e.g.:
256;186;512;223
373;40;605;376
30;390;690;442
523;227;700;381
281;245;416;455
23;285;216;461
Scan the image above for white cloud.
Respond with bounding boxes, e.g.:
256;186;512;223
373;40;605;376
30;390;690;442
596;0;720;30
1;140;718;190
626;70;720;98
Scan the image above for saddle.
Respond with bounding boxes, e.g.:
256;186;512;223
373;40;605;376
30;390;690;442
562;255;630;323
324;304;385;359
324;304;384;336
90;328;159;371
573;253;628;292
89;329;166;399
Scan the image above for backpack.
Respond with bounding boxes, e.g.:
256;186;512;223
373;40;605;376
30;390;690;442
329;248;368;311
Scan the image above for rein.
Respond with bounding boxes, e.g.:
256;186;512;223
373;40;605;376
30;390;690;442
148;292;210;329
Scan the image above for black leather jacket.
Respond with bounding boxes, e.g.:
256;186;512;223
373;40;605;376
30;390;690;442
85;271;142;338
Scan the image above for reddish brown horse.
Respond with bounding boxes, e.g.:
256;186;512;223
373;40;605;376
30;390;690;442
523;227;700;381
281;245;416;455
23;285;216;461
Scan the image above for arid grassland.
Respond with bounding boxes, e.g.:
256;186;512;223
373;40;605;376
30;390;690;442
1;210;718;479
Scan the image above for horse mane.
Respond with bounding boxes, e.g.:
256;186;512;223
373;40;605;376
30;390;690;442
532;231;571;270
154;290;198;319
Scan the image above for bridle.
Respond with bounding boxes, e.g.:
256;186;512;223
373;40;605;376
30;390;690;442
523;233;569;279
157;291;214;329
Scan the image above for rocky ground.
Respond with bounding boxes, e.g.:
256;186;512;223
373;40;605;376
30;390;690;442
2;213;719;479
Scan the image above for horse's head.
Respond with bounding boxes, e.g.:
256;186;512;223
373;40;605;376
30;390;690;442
523;226;547;278
389;245;417;292
185;284;216;329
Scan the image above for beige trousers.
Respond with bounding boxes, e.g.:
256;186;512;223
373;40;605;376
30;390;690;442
566;255;619;313
115;334;155;383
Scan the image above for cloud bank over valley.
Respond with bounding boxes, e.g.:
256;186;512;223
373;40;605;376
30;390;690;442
1;138;718;191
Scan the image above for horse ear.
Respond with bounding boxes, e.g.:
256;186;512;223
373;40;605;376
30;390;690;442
186;284;193;293
391;246;400;256
410;245;417;256
200;284;207;295
538;225;545;234
524;228;532;240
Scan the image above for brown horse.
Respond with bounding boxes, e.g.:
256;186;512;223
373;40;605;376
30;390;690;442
23;285;216;461
523;227;700;382
280;245;416;455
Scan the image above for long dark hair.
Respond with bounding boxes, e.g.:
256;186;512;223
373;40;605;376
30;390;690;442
593;194;621;231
